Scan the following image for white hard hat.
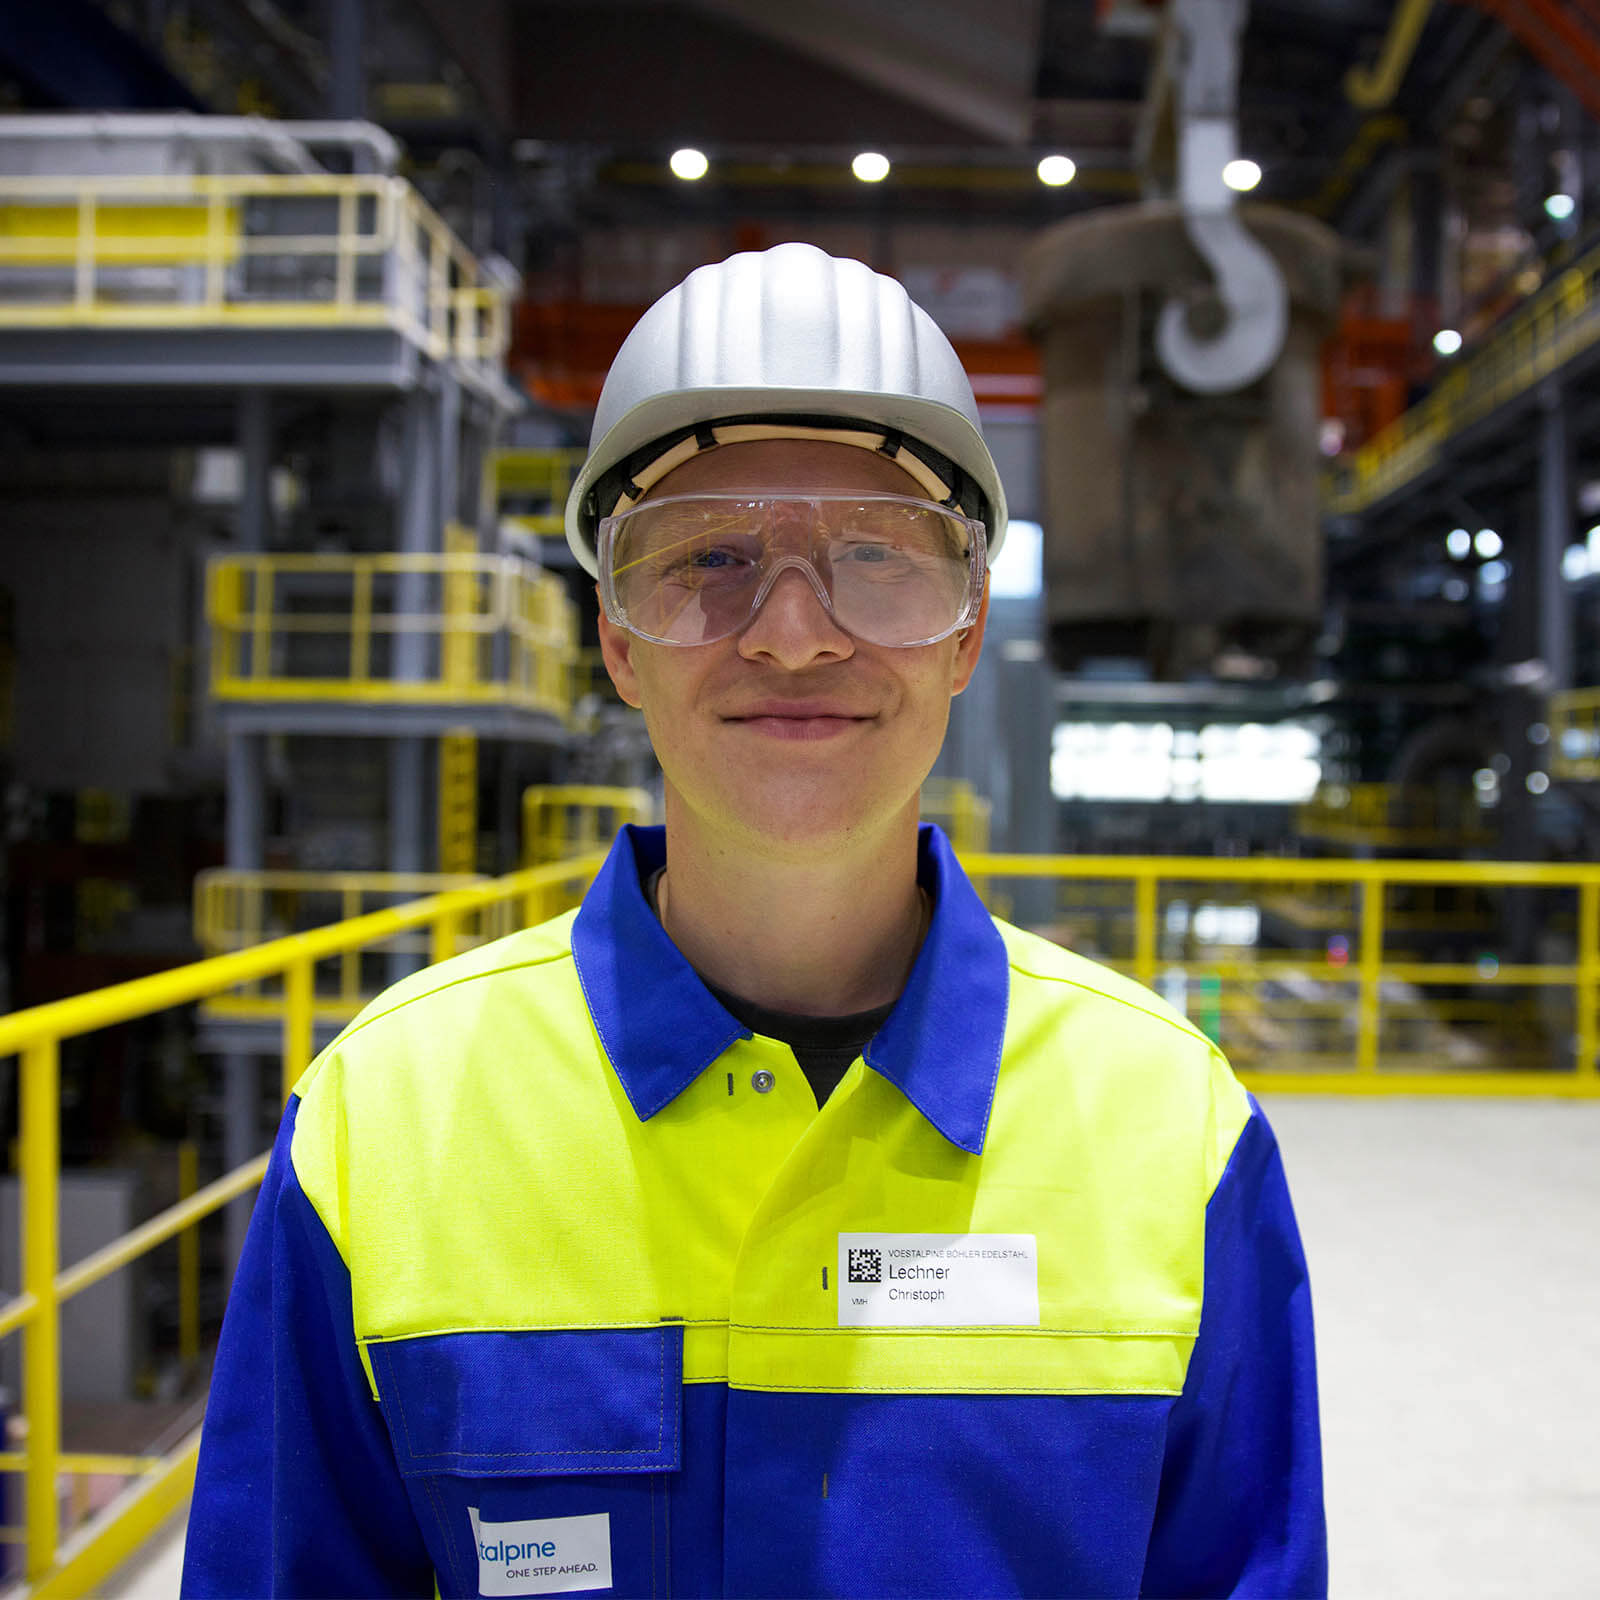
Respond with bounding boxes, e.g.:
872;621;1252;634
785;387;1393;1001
564;242;1008;574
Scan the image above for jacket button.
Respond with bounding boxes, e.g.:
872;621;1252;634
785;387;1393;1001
751;1069;776;1094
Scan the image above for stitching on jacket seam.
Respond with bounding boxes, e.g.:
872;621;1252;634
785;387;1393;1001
1004;957;1213;1047
726;1323;1195;1337
733;1381;1183;1395
362;1318;719;1344
335;944;576;1049
425;1473;463;1584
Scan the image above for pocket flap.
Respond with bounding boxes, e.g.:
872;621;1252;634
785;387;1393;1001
369;1325;682;1479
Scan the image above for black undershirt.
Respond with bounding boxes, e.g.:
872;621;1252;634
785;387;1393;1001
645;868;893;1107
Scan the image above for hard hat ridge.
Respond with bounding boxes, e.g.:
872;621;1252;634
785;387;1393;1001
565;242;1007;574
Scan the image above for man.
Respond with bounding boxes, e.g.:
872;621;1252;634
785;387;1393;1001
183;243;1326;1598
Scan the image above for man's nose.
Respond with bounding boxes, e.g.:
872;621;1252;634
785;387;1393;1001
737;558;854;668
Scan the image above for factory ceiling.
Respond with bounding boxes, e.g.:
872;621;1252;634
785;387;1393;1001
1;1;1537;236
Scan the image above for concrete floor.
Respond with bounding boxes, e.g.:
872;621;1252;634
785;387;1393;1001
100;1094;1600;1599
1261;1094;1600;1599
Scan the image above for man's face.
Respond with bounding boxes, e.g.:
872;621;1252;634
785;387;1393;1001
597;439;989;861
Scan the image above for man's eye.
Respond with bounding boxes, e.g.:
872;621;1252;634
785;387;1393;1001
688;547;742;568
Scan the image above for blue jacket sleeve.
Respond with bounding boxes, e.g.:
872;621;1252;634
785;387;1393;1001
1141;1097;1329;1597
181;1095;435;1598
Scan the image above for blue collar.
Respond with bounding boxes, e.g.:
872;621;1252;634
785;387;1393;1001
571;823;1008;1154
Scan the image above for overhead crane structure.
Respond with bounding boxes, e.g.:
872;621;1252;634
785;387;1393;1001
0;115;580;1278
1323;227;1600;805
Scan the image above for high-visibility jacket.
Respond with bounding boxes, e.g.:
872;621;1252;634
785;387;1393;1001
182;824;1327;1598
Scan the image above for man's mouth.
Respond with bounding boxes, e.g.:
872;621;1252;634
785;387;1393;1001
723;701;875;739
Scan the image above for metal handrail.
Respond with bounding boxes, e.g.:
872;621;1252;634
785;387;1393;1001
963;852;1600;1093
522;785;657;867
0;172;510;376
207;551;578;715
0;850;607;1592
1550;687;1600;780
4;844;1596;1591
1327;245;1600;513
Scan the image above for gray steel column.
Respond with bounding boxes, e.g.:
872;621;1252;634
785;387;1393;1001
238;389;271;554
328;0;366;121
220;1054;259;1282
390;387;438;978
224;393;273;1280
1538;384;1574;694
438;370;461;531
222;709;264;1279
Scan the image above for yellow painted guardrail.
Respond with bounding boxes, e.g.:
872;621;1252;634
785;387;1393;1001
6;844;1598;1587
0;851;607;1593
921;779;993;855
962;853;1600;1095
523;785;656;868
1327;247;1600;514
0;173;510;378
1550;687;1600;780
1297;782;1493;848
494;448;587;538
207;552;578;717
193;870;494;1024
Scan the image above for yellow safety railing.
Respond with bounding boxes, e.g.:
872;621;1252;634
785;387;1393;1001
1550;687;1600;780
962;852;1600;1095
523;785;656;869
921;778;993;855
207;552;577;717
0;173;511;382
0;851;606;1594
1327;246;1600;513
1297;783;1493;848
193;869;494;1024
493;448;587;537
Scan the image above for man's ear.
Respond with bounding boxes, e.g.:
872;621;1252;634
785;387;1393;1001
596;599;644;709
950;579;990;696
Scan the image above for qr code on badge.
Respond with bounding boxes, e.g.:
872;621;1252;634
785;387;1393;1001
847;1247;882;1284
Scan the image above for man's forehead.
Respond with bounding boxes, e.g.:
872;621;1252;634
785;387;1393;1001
644;438;930;500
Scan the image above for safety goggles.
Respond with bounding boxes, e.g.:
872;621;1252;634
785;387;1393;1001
597;492;987;648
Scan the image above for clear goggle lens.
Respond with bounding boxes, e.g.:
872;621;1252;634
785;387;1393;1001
598;493;986;648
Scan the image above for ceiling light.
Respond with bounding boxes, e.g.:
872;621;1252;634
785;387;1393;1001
1544;193;1576;221
1475;527;1503;558
1563;544;1590;582
669;148;708;181
1037;154;1076;187
852;151;890;183
1446;527;1471;559
1222;159;1261;192
1433;328;1463;356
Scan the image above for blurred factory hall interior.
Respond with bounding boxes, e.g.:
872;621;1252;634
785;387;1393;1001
0;0;1597;1594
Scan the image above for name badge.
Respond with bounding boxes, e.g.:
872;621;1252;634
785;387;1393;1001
468;1508;612;1596
838;1232;1039;1327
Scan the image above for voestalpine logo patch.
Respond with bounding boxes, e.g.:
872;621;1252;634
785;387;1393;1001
838;1232;1039;1326
467;1508;612;1596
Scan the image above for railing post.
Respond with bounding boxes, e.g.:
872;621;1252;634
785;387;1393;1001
75;190;95;311
430;907;461;968
1357;875;1385;1074
1578;879;1598;1079
205;183;226;309
350;563;373;684
282;955;314;1103
21;1035;60;1581
1134;872;1158;990
335;188;356;308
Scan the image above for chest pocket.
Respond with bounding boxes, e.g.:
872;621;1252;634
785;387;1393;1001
369;1326;681;1600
